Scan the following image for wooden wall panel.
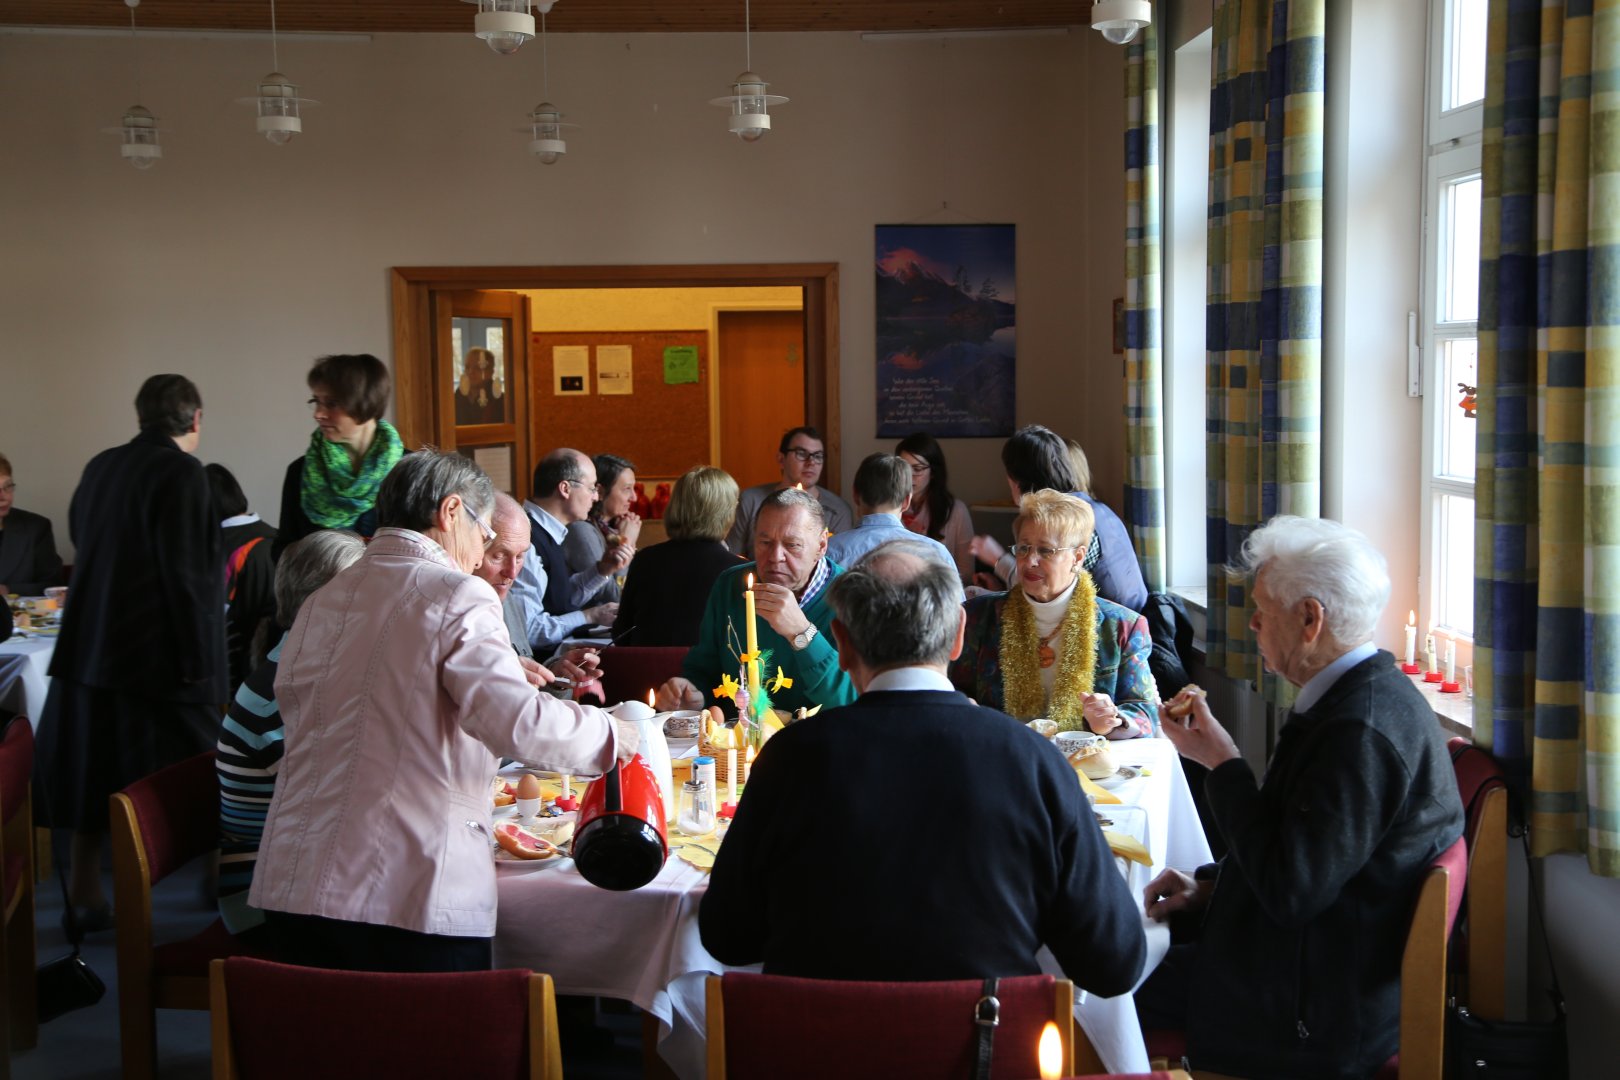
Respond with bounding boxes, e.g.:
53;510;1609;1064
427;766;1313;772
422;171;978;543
530;330;709;482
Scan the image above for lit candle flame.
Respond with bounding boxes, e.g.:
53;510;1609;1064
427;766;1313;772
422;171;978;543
794;482;804;490
746;572;754;590
646;688;656;710
1408;610;1416;626
1037;1020;1063;1079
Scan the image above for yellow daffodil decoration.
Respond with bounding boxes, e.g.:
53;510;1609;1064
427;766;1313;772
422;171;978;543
767;667;793;694
713;672;741;704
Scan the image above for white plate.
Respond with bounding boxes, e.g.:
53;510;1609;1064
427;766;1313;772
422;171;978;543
1094;765;1141;789
494;850;573;872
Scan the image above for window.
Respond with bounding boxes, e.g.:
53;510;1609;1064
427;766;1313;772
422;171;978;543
1420;0;1486;641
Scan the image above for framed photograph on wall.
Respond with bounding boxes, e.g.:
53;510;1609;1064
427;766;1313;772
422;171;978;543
874;224;1016;438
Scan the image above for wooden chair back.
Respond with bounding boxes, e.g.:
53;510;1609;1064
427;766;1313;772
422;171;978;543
0;717;37;1074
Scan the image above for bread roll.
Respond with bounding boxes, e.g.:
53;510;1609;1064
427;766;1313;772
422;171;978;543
1166;684;1207;719
1071;743;1117;780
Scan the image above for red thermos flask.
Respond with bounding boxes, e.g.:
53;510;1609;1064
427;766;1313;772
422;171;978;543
571;754;668;890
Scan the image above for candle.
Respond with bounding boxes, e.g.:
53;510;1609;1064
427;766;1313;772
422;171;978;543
1037;1021;1063;1079
727;747;737;805
561;774;571;799
1444;639;1456;683
743;573;761;718
1425;632;1437;674
1404;611;1417;667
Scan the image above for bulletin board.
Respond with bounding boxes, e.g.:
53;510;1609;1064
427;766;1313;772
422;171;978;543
529;330;711;478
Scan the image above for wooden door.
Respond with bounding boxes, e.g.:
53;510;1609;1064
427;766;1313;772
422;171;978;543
718;310;807;491
433;290;531;497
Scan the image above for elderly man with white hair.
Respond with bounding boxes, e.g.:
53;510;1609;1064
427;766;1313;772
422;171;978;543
1135;515;1464;1080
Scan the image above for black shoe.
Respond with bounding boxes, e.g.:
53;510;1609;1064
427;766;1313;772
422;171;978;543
64;904;114;936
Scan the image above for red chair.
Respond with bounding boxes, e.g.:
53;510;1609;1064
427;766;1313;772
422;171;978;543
1447;737;1509;1020
706;972;1074;1079
1146;836;1469;1080
593;645;690;706
111;751;272;1080
209;957;562;1079
0;718;37;1075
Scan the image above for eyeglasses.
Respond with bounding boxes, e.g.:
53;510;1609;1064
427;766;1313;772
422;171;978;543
785;448;826;464
1012;543;1075;562
908;463;931;475
0;482;14;495
307;395;342;412
468;508;497;545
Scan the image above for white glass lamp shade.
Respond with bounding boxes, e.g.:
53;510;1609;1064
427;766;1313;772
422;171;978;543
710;71;788;142
1092;0;1152;45
527;102;566;164
118;105;162;169
468;0;535;55
255;73;302;144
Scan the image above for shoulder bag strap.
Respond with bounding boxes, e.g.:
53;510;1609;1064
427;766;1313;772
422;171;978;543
974;976;1000;1080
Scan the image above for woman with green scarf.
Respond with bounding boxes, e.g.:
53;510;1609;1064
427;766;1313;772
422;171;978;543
271;354;404;562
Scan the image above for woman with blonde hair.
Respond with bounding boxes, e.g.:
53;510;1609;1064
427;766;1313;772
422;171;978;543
612;466;742;646
949;489;1156;737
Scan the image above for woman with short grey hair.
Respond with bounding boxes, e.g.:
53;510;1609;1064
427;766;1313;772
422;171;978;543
216;530;365;941
252;449;634;971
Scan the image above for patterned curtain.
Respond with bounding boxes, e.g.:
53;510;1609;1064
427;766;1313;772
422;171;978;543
1476;0;1619;875
1124;21;1167;593
1203;0;1325;695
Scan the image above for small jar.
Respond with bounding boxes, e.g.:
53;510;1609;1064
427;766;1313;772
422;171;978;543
676;778;715;836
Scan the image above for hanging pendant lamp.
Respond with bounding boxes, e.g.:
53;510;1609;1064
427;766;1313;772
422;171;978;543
518;5;576;163
709;0;787;141
1091;0;1152;45
463;0;536;56
102;0;163;169
236;0;317;143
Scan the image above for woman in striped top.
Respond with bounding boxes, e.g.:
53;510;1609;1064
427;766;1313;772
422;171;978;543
217;530;365;938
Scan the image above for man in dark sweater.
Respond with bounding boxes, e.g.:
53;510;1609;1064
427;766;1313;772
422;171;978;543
1139;515;1464;1080
700;540;1146;993
510;449;628;653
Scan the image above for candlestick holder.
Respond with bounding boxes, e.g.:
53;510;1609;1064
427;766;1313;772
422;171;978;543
1400;661;1422;675
717;802;738;819
554;795;578;812
1440;680;1462;694
1423;670;1444;684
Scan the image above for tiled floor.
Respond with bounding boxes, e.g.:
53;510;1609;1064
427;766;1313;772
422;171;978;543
12;851;646;1079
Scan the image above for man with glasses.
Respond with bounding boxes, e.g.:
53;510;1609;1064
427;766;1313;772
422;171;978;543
726;426;855;555
511;449;630;654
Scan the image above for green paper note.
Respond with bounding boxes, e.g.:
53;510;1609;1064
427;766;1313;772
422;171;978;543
664;345;700;385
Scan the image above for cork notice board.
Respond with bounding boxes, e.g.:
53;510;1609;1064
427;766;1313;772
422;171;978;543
530;330;710;477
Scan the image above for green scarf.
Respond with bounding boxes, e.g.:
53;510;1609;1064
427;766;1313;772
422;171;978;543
299;419;404;529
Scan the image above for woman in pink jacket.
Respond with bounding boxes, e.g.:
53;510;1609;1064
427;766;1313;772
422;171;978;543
250;449;634;971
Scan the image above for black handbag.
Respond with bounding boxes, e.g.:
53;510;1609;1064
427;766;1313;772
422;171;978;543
1444;749;1568;1079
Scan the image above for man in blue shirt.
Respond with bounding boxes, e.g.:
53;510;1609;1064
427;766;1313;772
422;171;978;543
827;453;963;602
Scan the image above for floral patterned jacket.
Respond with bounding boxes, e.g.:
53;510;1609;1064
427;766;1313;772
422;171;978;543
948;591;1159;737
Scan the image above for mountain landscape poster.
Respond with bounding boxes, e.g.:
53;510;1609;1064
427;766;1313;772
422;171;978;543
875;224;1016;438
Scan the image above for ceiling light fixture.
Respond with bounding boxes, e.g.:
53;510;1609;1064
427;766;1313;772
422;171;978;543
1091;0;1152;45
463;0;535;56
523;3;575;163
103;0;162;169
709;0;787;141
237;0;317;144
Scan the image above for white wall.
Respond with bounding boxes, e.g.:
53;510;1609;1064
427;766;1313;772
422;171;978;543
0;29;1127;556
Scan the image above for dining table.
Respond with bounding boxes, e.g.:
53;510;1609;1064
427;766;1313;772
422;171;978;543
494;733;1212;1078
0;632;55;728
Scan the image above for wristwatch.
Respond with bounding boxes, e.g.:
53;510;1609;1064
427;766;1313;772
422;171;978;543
791;624;819;651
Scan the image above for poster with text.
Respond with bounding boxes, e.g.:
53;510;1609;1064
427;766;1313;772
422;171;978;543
875;224;1015;438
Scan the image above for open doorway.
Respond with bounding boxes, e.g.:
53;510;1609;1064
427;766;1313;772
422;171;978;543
389;264;841;505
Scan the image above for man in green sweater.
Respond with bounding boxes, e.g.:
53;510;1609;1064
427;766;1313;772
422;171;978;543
657;487;855;714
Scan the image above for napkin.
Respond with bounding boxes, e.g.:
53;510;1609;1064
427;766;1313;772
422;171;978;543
1077;769;1122;804
672;841;718;872
1102;830;1151;866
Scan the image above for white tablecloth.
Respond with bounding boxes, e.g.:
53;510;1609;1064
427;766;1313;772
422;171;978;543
0;635;55;728
494;735;1211;1078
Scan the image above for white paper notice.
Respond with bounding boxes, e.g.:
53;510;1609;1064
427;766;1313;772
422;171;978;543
596;345;633;395
553;345;589;396
473;445;514;494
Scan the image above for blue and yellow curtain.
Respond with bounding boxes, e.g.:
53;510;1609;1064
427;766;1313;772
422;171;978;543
1203;0;1325;694
1124;22;1167;593
1476;0;1619;874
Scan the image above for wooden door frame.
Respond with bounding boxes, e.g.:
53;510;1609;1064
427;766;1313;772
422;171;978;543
389;264;842;495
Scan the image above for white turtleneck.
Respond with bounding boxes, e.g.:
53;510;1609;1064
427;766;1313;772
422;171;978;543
1025;578;1078;707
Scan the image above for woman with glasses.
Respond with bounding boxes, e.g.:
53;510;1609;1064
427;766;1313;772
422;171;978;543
250;450;634;971
949;489;1156;738
272;353;404;561
0;451;64;596
894;432;975;586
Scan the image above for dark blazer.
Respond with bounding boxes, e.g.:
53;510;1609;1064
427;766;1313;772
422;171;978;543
700;688;1147;993
0;507;64;595
48;430;226;704
1184;652;1465;1080
611;538;740;647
